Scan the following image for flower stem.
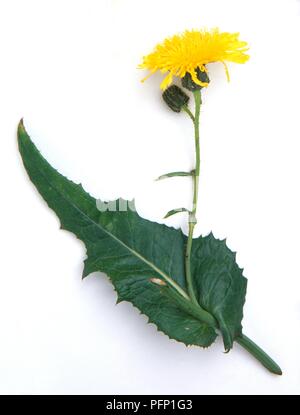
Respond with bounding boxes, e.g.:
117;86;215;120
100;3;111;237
185;89;202;305
182;105;195;122
182;90;282;375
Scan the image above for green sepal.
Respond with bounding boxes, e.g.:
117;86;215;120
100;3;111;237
162;85;189;112
182;66;210;92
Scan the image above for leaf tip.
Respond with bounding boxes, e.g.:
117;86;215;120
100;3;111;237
17;118;26;136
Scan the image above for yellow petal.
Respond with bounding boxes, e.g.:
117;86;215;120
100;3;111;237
221;61;230;82
160;72;173;90
139;28;249;88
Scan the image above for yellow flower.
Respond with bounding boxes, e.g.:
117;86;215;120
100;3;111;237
140;28;249;90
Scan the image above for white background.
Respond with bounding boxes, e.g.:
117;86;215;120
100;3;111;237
0;0;300;395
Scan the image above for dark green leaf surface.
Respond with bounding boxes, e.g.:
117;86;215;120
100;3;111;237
192;235;247;350
18;120;217;348
17;120;247;350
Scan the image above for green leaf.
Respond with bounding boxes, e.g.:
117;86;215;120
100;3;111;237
156;171;194;181
191;234;247;351
17;120;247;351
18;120;217;348
164;207;189;219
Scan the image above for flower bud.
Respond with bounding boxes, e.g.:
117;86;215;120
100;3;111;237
181;66;210;91
162;85;189;113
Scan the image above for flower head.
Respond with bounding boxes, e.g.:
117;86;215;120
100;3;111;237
140;28;249;90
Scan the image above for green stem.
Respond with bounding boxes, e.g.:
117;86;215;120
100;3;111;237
185;90;201;305
182;90;282;375
182;105;195;122
236;334;282;375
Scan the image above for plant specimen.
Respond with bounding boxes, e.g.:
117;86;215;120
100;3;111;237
18;28;281;375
